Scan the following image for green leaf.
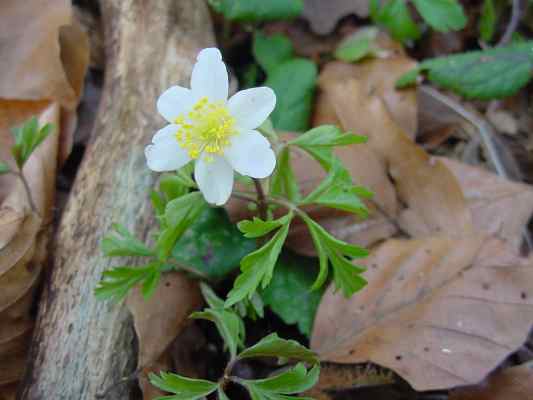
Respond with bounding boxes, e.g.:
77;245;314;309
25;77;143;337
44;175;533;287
239;363;319;400
225;213;293;307
301;159;370;217
235;291;265;320
0;162;10;175
157;192;207;260
160;174;189;202
217;388;231;400
149;371;218;400
395;67;422;88
200;282;225;309
254;31;294;75
190;307;245;359
209;0;303;22
371;0;420;43
412;0;467;32
238;333;319;364
238;214;293;239
101;224;153;257
11;117;54;168
94;263;161;302
290;125;367;148
401;41;533;99
262;253;324;337
334;27;383;62
302;215;368;296
266;58;317;131
270;147;300;202
172;208;256;279
479;0;496;42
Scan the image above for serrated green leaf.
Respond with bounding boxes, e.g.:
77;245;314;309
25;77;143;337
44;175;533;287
209;0;303;22
334;27;383;62
270;147;300;202
225;214;292;307
301;159;370;217
235;291;265;320
95;263;161;302
200;282;225;309
238;214;293;239
419;41;533;99
290;125;367;148
412;0;467;32
261;253;324;337
239;363;319;400
172;208;256;279
0;162;10;175
371;0;420;43
190;307;245;359
149;371;217;400
266;58;317;131
302;215;368;296
479;0;496;42
101;224;153;257
254;31;294;75
157;192;207;260
238;333;319;364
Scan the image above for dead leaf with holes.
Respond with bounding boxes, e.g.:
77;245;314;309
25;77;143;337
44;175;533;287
126;272;203;400
312;236;533;390
449;361;533;400
0;0;89;394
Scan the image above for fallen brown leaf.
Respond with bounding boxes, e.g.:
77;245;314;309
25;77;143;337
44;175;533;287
312;236;533;391
449;361;533;400
302;0;369;35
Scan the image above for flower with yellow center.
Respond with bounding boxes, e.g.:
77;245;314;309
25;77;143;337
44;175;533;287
145;48;276;205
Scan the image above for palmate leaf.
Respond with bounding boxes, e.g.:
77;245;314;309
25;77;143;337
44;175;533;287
101;223;153;257
149;371;217;400
94;263;162;302
239;363;319;400
225;213;293;307
302;215;368;296
397;41;533;100
238;333;319;365
238;214;293;239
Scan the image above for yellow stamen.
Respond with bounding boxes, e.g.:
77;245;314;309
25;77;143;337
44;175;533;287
174;97;236;160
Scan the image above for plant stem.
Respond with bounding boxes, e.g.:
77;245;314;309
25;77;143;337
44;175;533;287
253;178;268;220
497;0;521;46
14;169;40;217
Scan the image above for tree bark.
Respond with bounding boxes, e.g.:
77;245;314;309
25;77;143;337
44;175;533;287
20;1;214;399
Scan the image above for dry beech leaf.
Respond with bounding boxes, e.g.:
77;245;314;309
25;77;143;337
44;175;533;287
439;158;532;251
126;271;203;369
327;78;473;236
302;0;369;35
311;236;533;391
319;59;418;138
449;361;533;400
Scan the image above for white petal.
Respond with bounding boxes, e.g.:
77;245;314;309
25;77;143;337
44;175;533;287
224;130;276;179
157;86;195;123
228;87;276;130
191;48;229;102
145;125;190;172
194;155;234;206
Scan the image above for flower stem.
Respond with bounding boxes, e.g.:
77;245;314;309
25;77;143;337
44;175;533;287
253;178;268;220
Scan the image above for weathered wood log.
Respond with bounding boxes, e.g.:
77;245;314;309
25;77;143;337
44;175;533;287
20;1;214;399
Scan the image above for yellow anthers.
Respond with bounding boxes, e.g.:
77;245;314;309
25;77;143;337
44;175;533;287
174;97;236;160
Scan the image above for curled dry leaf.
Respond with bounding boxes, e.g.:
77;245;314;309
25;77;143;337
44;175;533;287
126;272;203;399
302;0;369;35
312;236;533;391
449;361;533;400
0;0;89;394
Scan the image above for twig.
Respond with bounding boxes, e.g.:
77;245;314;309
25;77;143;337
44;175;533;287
253;178;268;220
497;0;521;46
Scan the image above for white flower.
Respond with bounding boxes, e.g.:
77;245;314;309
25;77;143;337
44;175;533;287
145;48;277;206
